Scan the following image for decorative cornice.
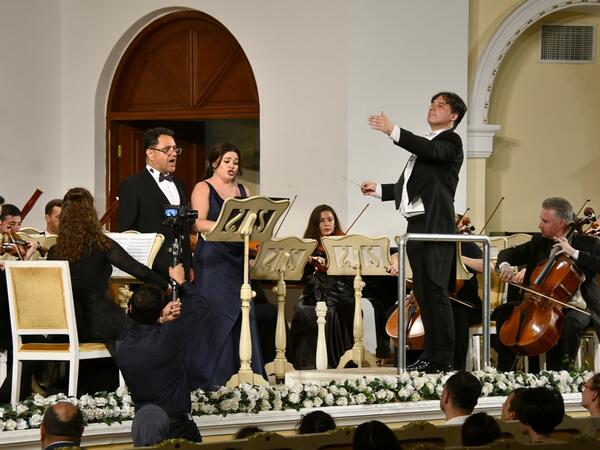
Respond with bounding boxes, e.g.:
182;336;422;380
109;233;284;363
467;124;502;158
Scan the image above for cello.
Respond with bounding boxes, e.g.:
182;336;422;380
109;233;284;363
499;207;596;356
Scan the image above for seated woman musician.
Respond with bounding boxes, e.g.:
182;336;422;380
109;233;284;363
288;204;354;369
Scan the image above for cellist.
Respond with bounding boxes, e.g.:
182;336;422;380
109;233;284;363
495;197;600;371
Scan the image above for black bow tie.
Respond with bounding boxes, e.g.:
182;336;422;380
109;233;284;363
159;173;173;182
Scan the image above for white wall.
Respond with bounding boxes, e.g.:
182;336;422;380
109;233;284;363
0;0;62;226
1;0;469;237
347;0;469;239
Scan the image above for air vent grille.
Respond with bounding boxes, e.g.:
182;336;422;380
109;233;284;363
540;25;595;63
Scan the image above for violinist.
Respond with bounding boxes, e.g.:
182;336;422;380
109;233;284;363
43;199;62;236
288;204;355;369
0;204;39;262
495;197;600;371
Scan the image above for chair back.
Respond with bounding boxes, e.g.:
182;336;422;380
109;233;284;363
4;260;77;348
505;233;532;248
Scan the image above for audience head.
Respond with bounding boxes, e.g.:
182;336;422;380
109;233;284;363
581;373;600;415
128;284;168;325
430;91;467;129
55;187;110;261
0;195;4;207
298;410;336;434
501;387;526;421
516;387;564;439
234;426;263;439
40;402;84;448
205;142;243;179
131;404;169;447
352;420;398;450
461;412;501;446
303;204;343;240
440;371;482;418
0;204;22;233
44;199;63;235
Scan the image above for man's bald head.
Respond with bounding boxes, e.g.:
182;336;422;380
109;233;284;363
40;402;84;447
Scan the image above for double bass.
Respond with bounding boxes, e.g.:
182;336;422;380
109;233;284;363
499;207;596;356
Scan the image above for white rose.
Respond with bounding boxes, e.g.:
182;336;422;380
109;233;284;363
288;393;300;404
95;397;108;407
16;419;27;430
5;419;16;431
355;393;367;404
410;392;421;402
33;394;47;407
335;397;348;406
303;399;314;409
435;385;444;396
399;372;411;383
338;387;348;396
273;399;283;410
0;408;4;419
15;404;28;416
200;404;217;414
291;384;303;394
260;400;271;411
258;387;270;400
0;420;5;432
481;382;493;396
329;385;339;395
319;388;329;397
497;381;507;391
413;377;425;390
324;393;334;405
29;414;43;428
357;379;368;392
313;397;323;407
398;388;410;400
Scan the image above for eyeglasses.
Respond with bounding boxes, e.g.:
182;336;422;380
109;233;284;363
149;146;183;156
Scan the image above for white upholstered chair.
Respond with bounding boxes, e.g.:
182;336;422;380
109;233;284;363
4;260;115;405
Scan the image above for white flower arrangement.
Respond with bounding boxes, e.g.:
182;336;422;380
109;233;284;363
0;368;592;432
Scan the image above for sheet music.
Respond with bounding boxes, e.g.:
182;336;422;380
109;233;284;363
106;232;157;278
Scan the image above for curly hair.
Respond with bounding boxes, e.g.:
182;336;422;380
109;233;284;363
302;204;343;241
54;187;110;262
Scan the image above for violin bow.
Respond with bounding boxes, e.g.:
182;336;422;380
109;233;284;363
456;207;470;226
508;281;591;316
344;203;369;234
478;196;505;234
273;194;297;237
100;197;120;228
19;188;43;222
576;199;591;217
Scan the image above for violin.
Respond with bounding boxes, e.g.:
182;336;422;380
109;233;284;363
584;219;600;237
0;229;42;259
499;207;596;356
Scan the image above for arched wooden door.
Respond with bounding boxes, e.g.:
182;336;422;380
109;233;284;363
106;10;259;230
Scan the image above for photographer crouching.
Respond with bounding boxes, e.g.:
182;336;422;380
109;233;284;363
116;263;211;446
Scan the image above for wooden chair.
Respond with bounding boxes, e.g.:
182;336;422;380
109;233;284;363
5;260;115;404
394;421;461;449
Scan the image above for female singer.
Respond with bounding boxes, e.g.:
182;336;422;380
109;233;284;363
288;204;354;369
189;143;264;390
48;187;169;350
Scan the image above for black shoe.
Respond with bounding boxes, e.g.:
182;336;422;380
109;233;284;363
406;359;429;371
419;361;453;374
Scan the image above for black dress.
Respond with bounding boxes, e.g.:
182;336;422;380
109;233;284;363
289;248;354;369
48;238;169;349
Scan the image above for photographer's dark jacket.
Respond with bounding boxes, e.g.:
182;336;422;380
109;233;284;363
118;168;191;280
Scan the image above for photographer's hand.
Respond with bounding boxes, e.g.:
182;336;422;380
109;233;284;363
169;263;186;285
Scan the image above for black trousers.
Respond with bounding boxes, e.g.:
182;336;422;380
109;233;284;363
493;302;590;371
168;415;202;443
453;303;482;370
406;217;454;366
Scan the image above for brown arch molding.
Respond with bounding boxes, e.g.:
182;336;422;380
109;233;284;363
105;11;259;229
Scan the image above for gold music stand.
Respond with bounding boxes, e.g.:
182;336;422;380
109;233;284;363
205;195;289;387
321;234;392;368
251;236;317;382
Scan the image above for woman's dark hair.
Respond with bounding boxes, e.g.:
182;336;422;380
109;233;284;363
234;426;262;439
204;142;243;178
516;387;564;435
461;412;501;446
298;410;336;434
303;204;343;241
352;420;398;450
54;187;111;261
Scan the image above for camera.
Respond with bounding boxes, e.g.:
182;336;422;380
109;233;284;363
162;204;198;229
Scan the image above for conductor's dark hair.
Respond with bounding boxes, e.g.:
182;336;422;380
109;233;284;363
444;370;482;414
129;284;168;325
516;387;564;435
143;127;175;151
352;420;399;450
298;410;336;434
431;91;467;129
461;412;501;446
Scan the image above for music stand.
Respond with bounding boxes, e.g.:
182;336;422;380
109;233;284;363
321;234;392;368
251;236;317;382
205;195;289;387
